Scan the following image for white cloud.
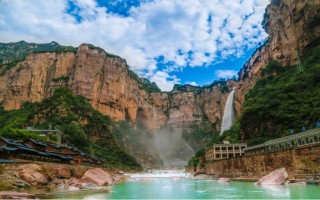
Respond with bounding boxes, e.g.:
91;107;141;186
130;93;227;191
186;81;199;86
215;70;238;79
0;0;269;91
150;71;180;91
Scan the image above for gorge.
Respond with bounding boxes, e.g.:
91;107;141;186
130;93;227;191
0;0;320;170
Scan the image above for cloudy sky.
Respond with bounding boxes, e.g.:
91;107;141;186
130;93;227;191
0;0;269;91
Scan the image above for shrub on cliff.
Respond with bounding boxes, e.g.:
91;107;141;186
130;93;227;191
239;45;320;145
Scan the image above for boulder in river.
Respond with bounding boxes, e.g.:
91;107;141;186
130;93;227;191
256;168;288;185
81;168;114;186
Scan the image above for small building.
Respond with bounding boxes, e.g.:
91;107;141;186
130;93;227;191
0;137;24;148
23;139;47;152
205;143;247;161
0;146;18;159
60;146;78;156
46;144;62;153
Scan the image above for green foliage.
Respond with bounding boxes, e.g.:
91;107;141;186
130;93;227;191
218;120;241;143
128;69;161;93
113;121;150;156
52;76;69;82
260;60;286;76
0;180;15;191
173;78;232;93
59;124;90;148
87;44;120;58
0;88;142;170
53;46;77;53
187;149;205;167
93;139;143;171
0;58;26;75
0;41;60;65
220;85;229;93
1;128;45;141
239;45;320;144
0;41;78;76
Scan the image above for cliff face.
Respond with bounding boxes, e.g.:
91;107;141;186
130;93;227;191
0;44;236;133
237;0;320;104
0;0;319;166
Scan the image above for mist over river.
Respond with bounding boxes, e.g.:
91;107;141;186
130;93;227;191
58;171;319;199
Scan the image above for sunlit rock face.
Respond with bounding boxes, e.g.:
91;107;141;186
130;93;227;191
0;0;319;167
236;0;320;105
0;44;237;133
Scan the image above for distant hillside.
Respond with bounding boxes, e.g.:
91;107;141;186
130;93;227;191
0;87;142;170
0;41;60;64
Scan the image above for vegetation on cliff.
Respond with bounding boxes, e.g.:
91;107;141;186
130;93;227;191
188;45;320;165
0;41;78;76
128;69;161;93
238;45;320;145
0;88;142;170
0;41;60;65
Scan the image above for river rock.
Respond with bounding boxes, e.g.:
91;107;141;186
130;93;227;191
113;174;127;184
19;170;48;186
256;168;288;185
81;168;114;186
55;166;71;179
71;167;88;178
17;164;42;172
288;182;307;186
18;164;48;186
51;178;64;185
82;182;99;189
64;177;83;190
218;177;230;182
0;191;37;199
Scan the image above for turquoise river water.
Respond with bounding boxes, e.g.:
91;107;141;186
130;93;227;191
60;178;319;199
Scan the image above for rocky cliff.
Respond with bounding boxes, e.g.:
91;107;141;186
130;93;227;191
0;44;237;134
237;0;320;105
0;0;319;166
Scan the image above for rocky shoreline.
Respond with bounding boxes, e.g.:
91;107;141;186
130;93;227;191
0;162;128;199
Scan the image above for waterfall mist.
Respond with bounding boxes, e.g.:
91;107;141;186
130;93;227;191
113;123;196;168
151;130;195;167
220;90;235;135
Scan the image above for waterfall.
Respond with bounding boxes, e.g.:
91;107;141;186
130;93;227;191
220;90;235;135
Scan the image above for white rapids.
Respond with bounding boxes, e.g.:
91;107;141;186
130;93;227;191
126;169;192;179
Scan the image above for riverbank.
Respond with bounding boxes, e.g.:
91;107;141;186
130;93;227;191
0;161;131;198
187;143;320;182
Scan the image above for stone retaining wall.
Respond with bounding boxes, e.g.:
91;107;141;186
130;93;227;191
204;144;320;178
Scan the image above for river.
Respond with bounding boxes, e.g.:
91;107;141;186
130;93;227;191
58;171;319;199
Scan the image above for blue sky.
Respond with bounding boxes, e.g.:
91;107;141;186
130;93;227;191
0;0;269;91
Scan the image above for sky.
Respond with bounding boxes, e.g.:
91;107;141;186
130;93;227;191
0;0;269;91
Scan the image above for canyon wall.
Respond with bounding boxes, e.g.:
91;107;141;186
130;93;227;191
236;0;320;106
0;44;237;133
1;0;319;134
